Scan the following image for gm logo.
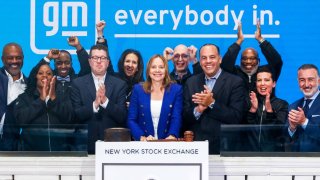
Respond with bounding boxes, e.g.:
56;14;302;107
30;0;100;54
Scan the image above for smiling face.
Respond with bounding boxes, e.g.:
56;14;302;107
36;64;53;89
199;44;221;77
123;53;139;77
2;44;24;80
298;68;320;98
241;48;259;74
173;44;189;73
256;72;276;96
148;57;166;83
54;51;71;77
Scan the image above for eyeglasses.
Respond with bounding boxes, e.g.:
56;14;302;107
241;56;257;61
55;60;71;66
90;56;108;62
173;53;188;60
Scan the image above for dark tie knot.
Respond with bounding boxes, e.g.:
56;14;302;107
303;99;312;116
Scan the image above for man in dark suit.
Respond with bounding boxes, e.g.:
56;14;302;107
286;64;320;152
0;42;27;151
183;43;246;154
71;44;127;154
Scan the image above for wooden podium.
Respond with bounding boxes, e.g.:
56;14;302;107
95;141;208;180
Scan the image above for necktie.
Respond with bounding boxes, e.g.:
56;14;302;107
303;99;312;116
57;75;70;82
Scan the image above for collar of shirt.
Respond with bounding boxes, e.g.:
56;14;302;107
205;68;222;81
92;72;106;91
5;70;25;84
174;69;189;79
304;89;320;107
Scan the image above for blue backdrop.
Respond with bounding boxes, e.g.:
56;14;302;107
0;0;319;103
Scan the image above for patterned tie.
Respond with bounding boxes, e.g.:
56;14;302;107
303;99;312;116
57;75;70;82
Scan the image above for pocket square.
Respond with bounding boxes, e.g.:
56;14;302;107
312;115;320;117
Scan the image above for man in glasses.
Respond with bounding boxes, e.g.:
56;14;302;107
0;42;27;150
71;44;127;154
163;44;202;86
221;21;283;94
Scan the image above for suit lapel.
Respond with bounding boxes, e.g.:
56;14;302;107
0;68;9;104
144;92;154;134
212;71;225;95
196;73;206;92
309;93;320;116
104;75;113;98
86;75;97;100
159;87;170;127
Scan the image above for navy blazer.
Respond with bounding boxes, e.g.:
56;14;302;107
128;83;183;140
286;92;320;152
183;71;246;154
71;73;128;154
0;67;27;151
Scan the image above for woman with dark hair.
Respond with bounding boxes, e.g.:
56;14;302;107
14;62;73;151
244;66;288;152
128;55;182;141
115;49;144;104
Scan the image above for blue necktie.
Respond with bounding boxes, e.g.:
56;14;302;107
303;99;312;116
57;75;70;82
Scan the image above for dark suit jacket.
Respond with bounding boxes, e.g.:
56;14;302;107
71;73;127;154
0;67;27;151
286;93;320;152
128;83;183;140
183;71;246;154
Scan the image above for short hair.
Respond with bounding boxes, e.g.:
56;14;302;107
89;44;109;59
2;42;24;57
256;66;276;81
298;64;319;76
57;50;72;62
199;43;220;55
241;48;260;61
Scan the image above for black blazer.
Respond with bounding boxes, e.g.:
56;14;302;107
71;73;128;154
183;70;246;154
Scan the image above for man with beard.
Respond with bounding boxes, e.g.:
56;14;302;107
163;44;202;86
286;64;320;152
221;21;283;94
0;42;27;150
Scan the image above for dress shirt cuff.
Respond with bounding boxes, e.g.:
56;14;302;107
208;101;215;109
100;98;109;109
0;113;5;135
288;127;296;137
43;56;50;63
93;102;100;113
301;118;309;130
193;107;202;120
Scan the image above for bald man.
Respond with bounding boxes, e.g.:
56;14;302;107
163;44;202;86
221;21;283;94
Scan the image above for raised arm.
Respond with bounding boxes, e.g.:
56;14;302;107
256;20;283;81
221;22;244;73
